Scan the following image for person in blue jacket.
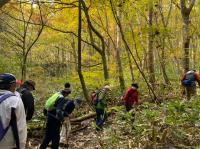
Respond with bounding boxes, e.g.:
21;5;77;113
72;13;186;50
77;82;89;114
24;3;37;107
39;88;81;149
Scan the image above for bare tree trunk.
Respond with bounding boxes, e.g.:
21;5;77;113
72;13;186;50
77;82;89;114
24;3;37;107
126;50;134;82
191;37;197;69
13;3;44;81
116;8;125;92
148;0;155;88
110;0;157;101
160;45;170;84
156;0;173;85
135;11;147;71
78;0;89;102
81;1;109;81
180;0;195;72
180;0;196;99
21;58;26;82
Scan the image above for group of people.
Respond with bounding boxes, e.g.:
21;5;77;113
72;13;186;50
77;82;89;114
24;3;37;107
0;73;82;149
0;73;36;149
90;83;139;131
0;73;140;149
2;69;200;149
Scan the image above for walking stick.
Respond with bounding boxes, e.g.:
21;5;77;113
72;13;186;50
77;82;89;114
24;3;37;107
63;117;71;149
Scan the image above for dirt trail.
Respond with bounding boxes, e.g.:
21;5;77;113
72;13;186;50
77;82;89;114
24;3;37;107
27;119;104;149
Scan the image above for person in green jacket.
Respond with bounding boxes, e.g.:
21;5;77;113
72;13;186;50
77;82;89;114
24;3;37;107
44;82;71;114
95;85;111;131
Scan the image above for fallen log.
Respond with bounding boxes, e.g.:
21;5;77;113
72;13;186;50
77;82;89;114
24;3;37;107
70;106;122;122
71;125;88;134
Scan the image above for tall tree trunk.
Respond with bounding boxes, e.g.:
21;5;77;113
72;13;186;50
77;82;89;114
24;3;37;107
148;0;155;88
21;57;27;82
126;50;134;82
180;0;196;99
110;0;157;100
81;1;109;81
161;44;170;84
180;0;195;72
156;0;172;85
191;37;197;69
116;8;125;92
78;0;89;102
135;11;147;71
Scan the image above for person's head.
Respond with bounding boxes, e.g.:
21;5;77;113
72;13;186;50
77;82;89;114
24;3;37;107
0;73;16;93
131;83;139;89
186;70;195;75
103;85;111;91
61;88;71;97
185;69;196;74
16;80;21;88
64;82;71;88
23;80;36;91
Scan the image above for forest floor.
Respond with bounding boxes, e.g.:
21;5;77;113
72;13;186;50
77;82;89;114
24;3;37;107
26;95;200;149
26;114;133;149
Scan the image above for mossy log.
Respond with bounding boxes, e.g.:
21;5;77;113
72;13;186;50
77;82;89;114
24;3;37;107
70;106;121;122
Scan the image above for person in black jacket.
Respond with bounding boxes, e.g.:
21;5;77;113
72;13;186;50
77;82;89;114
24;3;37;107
17;80;36;121
39;88;81;149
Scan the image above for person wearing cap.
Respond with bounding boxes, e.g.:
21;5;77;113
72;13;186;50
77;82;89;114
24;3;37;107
42;83;72;147
44;82;71;114
123;83;139;112
16;80;36;121
95;85;112;131
64;82;71;89
39;88;81;149
16;80;21;88
0;73;27;149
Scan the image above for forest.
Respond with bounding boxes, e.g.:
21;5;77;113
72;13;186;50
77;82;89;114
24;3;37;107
0;0;200;148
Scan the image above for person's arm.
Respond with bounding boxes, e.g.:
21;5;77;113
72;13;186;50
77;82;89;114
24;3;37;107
15;97;27;149
123;89;131;102
63;100;75;116
180;74;186;82
133;91;139;105
10;108;20;149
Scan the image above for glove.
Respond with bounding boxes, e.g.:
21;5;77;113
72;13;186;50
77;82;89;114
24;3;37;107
74;97;81;105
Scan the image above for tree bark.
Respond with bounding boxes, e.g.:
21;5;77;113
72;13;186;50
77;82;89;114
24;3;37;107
78;0;89;102
70;106;120;122
81;1;109;81
148;0;155;88
110;0;157;101
116;8;125;92
180;0;195;72
180;0;196;99
156;0;172;85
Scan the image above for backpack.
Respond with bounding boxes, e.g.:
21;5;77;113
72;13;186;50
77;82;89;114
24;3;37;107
44;92;63;111
16;87;26;96
0;93;15;141
182;72;195;87
90;90;100;107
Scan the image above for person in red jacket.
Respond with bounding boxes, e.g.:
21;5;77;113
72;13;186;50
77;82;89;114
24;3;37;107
181;70;200;99
123;83;139;111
